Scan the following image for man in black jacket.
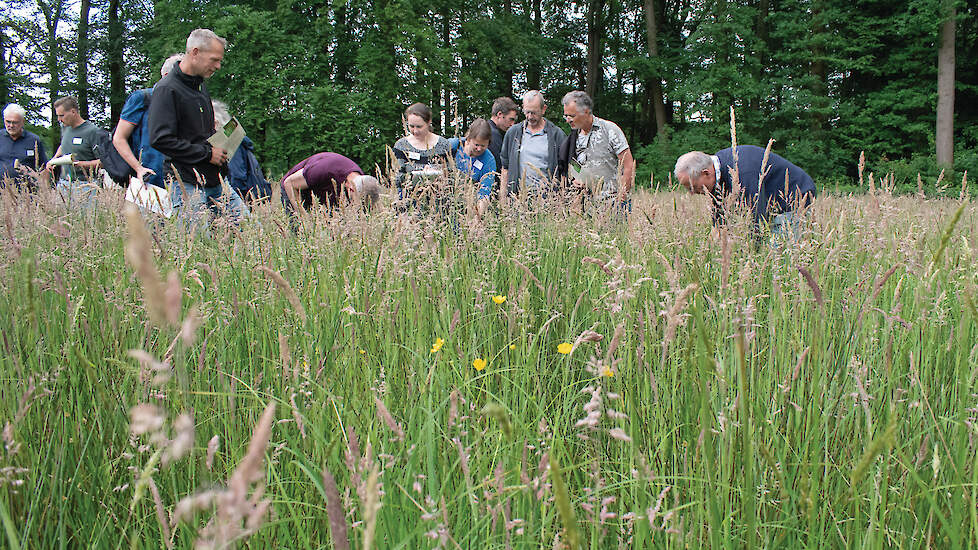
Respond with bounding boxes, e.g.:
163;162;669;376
148;28;247;227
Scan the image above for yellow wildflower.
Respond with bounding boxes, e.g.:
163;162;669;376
473;358;487;371
492;295;507;304
557;342;573;355
600;365;614;377
509;344;516;350
359;349;366;355
431;337;445;353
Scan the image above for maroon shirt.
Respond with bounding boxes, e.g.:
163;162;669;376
282;152;362;208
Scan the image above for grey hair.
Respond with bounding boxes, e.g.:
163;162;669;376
561;90;593;113
674;151;713;182
161;54;183;77
212;100;231;127
522;90;546;108
2;103;26;120
354;175;381;207
186;28;226;53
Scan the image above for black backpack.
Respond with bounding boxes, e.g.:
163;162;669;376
92;129;133;184
92;89;152;185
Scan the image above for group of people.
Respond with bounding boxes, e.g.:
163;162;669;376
0;27;817;239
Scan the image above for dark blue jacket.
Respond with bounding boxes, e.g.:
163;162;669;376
228;137;271;200
715;145;816;223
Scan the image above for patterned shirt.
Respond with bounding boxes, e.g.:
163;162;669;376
710;155;726;226
573;116;629;200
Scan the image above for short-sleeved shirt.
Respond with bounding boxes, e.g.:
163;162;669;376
282;152;362;208
392;136;451;190
0;130;48;185
59;121;101;181
119;88;165;188
519;125;550;192
448;138;496;199
573;116;629;200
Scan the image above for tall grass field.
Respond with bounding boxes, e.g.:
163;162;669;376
0;182;975;549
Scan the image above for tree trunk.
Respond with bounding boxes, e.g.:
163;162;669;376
0;26;9;106
500;0;514;97
643;0;666;137
585;0;605;100
443;8;453;134
77;0;91;119
333;1;354;87
526;0;542;90
39;0;65;150
107;0;125;124
936;5;955;167
808;0;828;135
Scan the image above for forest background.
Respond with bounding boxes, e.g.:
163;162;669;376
1;0;976;191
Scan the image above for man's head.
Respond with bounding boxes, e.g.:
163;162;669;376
464;119;492;158
161;53;183;78
181;29;226;79
674;151;716;194
347;173;381;209
3;104;26;140
490;97;518;133
53;97;82;128
522;90;547;129
561;90;593;130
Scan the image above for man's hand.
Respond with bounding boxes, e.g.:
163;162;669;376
135;166;156;181
209;146;229;166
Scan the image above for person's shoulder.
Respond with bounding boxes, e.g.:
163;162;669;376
447;137;461;150
503;122;522;137
393;136;411;150
22;130;44;142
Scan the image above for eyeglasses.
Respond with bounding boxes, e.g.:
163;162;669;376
523;109;542;116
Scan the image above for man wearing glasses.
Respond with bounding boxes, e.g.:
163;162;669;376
557;90;635;212
499;90;567;200
1;104;49;189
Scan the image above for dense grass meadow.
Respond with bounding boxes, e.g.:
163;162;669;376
0;182;975;549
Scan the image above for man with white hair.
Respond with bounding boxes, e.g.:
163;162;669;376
112;53;182;188
674;146;816;241
1;103;49;188
499;90;566;198
148;29;246;226
280;152;380;215
557;90;635;209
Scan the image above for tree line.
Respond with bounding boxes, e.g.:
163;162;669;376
2;0;976;189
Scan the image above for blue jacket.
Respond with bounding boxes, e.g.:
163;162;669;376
448;138;496;199
228;137;271;200
715;145;816;224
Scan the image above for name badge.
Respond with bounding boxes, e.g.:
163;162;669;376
407;151;421;161
473;160;483;170
26;150;34;157
72;137;83;145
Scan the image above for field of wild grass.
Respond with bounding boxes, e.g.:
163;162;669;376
0;183;975;549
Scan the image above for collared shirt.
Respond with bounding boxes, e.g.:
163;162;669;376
710;155;726;225
59;121;100;182
573;116;629;200
120;88;165;188
519;124;550;192
0;130;48;185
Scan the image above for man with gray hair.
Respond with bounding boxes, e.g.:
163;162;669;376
148;29;246;227
112;53;182;188
1;103;49;188
499;90;566;199
557;90;635;209
674;146;816;241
